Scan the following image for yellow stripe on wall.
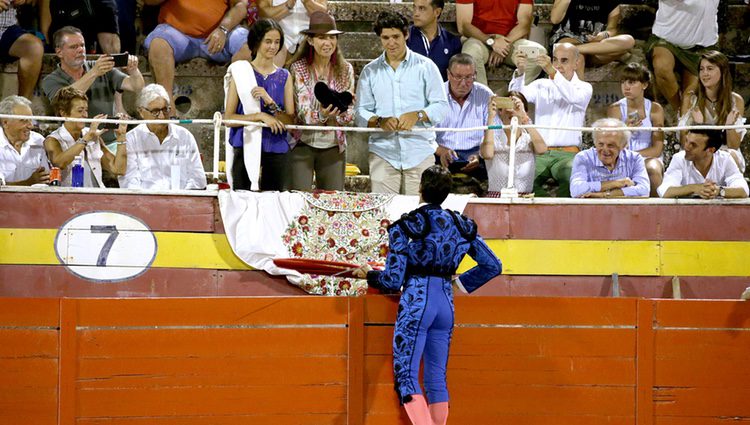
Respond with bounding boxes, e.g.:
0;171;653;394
1;229;748;277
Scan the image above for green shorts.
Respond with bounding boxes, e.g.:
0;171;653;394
645;34;717;75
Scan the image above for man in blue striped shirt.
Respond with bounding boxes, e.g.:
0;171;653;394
570;118;649;198
435;53;493;180
355;10;448;195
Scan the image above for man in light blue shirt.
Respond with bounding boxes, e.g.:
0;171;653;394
435;53;493;180
570;118;649;198
355;10;448;195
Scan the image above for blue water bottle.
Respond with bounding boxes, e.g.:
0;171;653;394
72;155;84;187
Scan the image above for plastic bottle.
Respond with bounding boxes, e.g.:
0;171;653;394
71;155;84;188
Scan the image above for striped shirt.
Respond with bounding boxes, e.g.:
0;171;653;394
570;147;649;197
436;81;493;152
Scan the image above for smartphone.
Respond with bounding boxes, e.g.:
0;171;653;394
493;96;514;110
110;53;128;67
101;115;120;130
518;45;542;59
448;159;469;173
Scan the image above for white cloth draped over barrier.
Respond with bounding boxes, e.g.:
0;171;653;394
218;190;471;294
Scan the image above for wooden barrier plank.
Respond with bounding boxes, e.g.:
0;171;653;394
504;204;660;241
76;386;347;417
0;192;217;232
0;266;220;298
77;357;346;389
365;296;638;325
78;328;347;357
0;358;58;387
366;327;636;357
365;383;634;416
76;415;345;425
347;296;365;425
654;331;750;359
656;204;750;241
0;387;57;425
0;329;58;357
76;297;349;326
636;299;655;425
655;299;750;328
653;387;750;417
364;355;635;387
656;418;750;425
0;298;59;325
462;203;510;239
655;357;750;388
455;297;637;325
78;356;346;386
365;413;634;425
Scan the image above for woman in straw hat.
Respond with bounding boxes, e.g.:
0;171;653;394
288;11;355;191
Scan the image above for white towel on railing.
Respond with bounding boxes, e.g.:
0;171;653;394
224;60;263;190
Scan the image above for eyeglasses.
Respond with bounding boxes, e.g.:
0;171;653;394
142;106;171;117
448;72;476;83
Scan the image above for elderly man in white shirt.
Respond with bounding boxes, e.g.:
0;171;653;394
509;42;592;197
658;129;748;199
0;96;49;186
122;84;207;190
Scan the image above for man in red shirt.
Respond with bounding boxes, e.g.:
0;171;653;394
456;0;545;85
144;0;249;112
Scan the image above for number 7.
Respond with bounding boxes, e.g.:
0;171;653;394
90;225;119;267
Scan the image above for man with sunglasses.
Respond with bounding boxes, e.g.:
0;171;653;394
120;84;206;190
434;53;492;181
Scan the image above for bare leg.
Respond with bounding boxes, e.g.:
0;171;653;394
651;47;681;112
645;158;663;197
429;402;449;425
97;32;121;54
8;34;44;99
232;43;253;62
148;38;177;112
681;69;699;99
577;35;635;57
403;394;431;425
273;46;288;68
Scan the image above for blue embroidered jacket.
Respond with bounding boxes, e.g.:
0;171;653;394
367;204;501;293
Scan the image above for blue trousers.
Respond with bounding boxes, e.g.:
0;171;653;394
393;276;454;404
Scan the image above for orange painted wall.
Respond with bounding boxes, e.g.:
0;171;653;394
2;296;749;424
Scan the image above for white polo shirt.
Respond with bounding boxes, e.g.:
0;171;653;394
657;150;749;197
0;127;48;184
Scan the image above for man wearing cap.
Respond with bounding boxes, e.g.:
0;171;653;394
407;0;461;81
354;10;448;195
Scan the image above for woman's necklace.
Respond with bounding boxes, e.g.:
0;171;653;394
313;63;329;81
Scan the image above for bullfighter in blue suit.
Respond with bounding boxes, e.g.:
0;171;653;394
355;165;502;425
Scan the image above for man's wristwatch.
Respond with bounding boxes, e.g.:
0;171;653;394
417;111;426;122
375;116;383;127
719;186;726;197
485;36;495;47
218;25;229;36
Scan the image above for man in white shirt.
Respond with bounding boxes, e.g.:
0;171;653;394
509;42;592;197
647;0;719;111
658;129;748;199
122;84;207;190
0;96;49;186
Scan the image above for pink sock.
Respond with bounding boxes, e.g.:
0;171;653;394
403;394;431;425
429;402;449;425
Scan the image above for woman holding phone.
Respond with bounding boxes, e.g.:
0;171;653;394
481;91;546;197
44;87;127;187
607;63;665;196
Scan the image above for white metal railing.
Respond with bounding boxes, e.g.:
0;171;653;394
1;112;747;196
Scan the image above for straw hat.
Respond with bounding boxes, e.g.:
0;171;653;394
301;12;344;35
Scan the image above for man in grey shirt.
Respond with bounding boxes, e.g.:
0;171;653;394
42;26;144;128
